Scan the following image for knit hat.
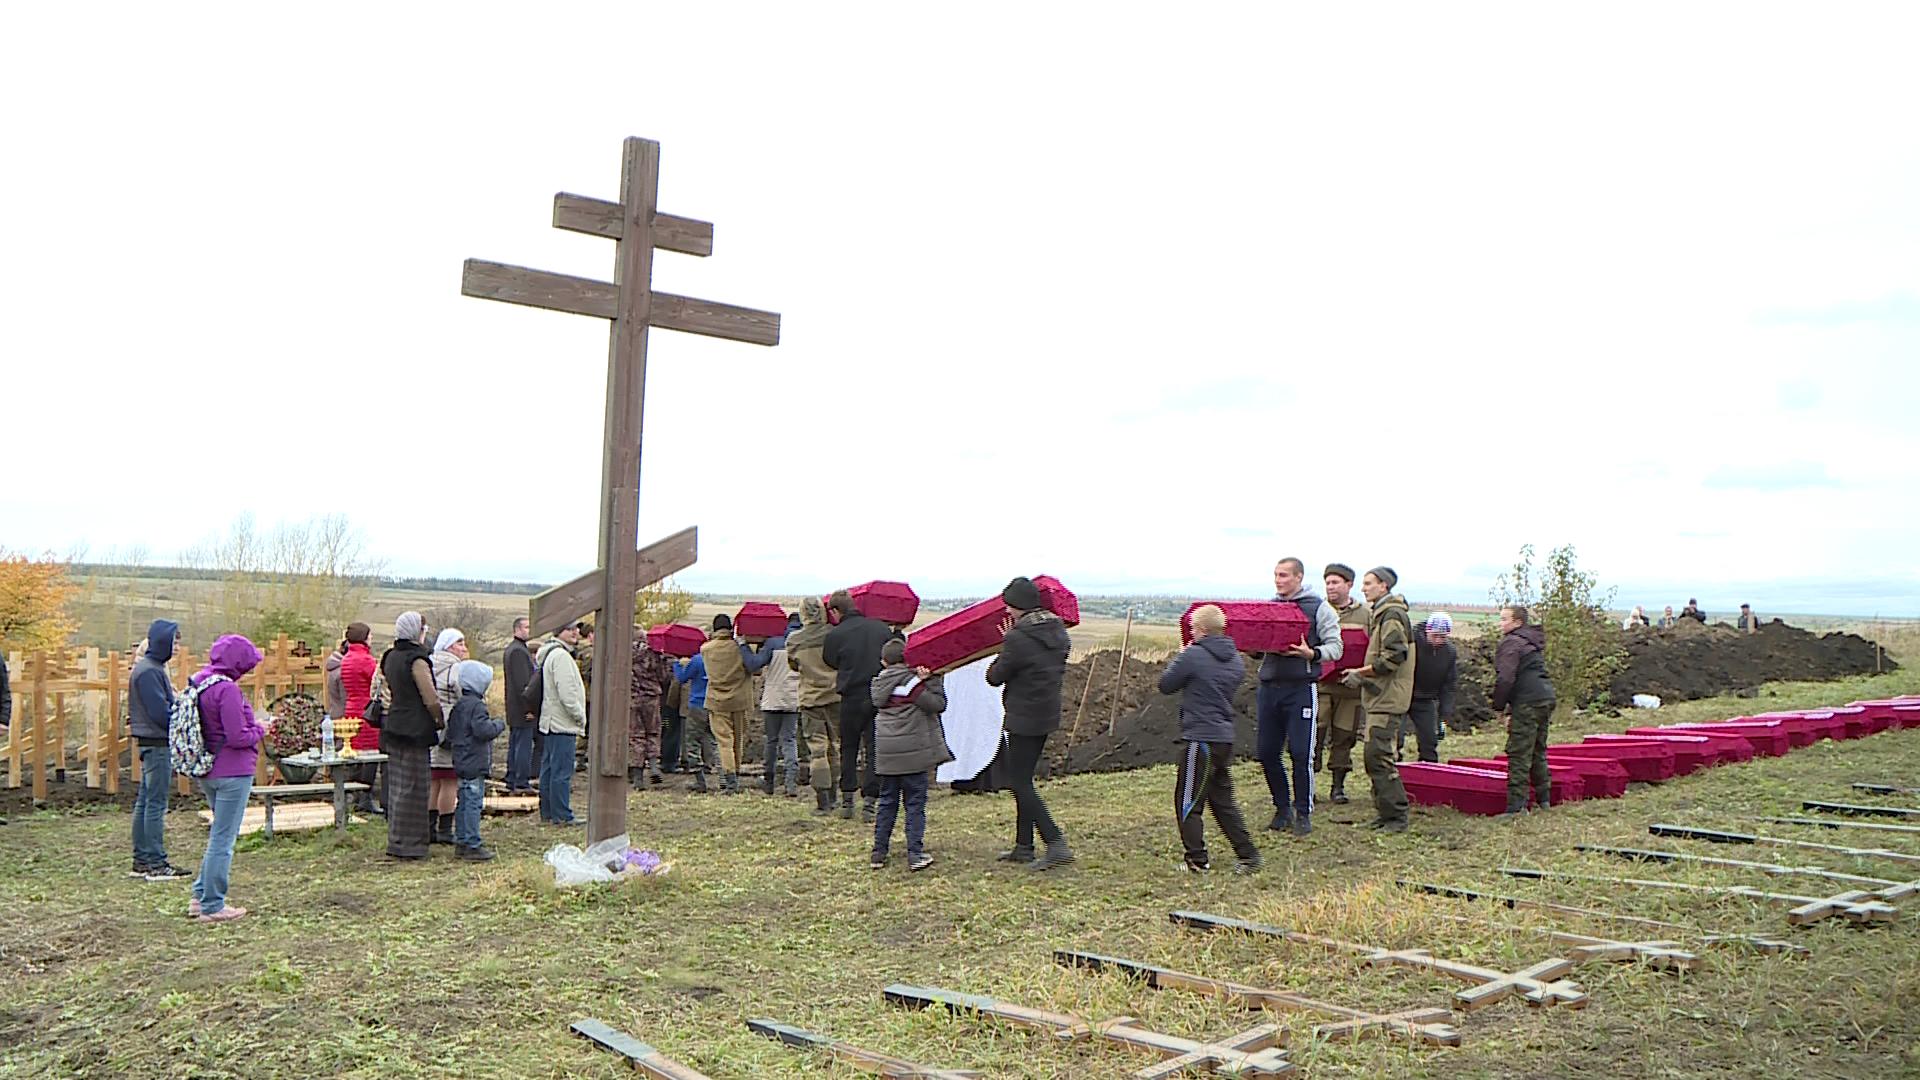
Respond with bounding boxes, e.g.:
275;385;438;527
1002;576;1042;611
345;622;370;645
712;614;733;632
1367;566;1398;590
435;628;465;653
1425;612;1453;636
394;612;424;643
881;638;906;665
1323;563;1356;584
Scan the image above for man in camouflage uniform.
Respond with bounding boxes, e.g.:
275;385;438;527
786;596;842;815
1315;563;1370;804
628;634;671;789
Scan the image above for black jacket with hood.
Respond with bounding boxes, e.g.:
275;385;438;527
1493;624;1556;711
1158;632;1245;744
822;604;895;699
129;618;180;745
986;609;1071;737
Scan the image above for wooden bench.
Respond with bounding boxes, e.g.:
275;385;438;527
252;782;367;838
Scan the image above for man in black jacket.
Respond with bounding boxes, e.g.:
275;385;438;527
1492;604;1557;816
128;619;184;879
823;589;894;821
503;617;538;795
1404;612;1457;761
985;576;1076;872
1158;604;1260;875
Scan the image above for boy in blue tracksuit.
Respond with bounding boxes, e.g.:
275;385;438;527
1159;604;1261;874
129;619;184;879
445;660;505;861
674;651;718;792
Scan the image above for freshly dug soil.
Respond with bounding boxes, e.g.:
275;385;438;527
1058;620;1894;775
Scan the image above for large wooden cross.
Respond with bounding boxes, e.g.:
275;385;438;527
463;136;778;843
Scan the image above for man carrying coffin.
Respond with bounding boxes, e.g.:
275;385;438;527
1314;563;1369;805
1253;556;1345;837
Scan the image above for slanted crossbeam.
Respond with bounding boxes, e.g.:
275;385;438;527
1168;911;1587;1011
528;527;698;636
1398;879;1806;956
571;1019;711;1079
1760;815;1920;836
882;983;1294;1078
1054;949;1460;1046
1578;844;1919;898
747;1018;981;1078
1500;867;1898;927
1651;823;1920;868
1804;800;1920;820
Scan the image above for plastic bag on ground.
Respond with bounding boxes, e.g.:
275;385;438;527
545;833;633;887
1632;694;1663;709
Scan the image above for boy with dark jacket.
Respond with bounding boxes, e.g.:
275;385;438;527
1493;605;1557;815
446;660;506;860
1158;604;1261;874
868;639;952;871
129;619;183;879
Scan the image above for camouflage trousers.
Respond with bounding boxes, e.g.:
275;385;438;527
628;698;662;768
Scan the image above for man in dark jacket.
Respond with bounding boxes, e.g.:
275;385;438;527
1254;557;1345;837
1158;604;1260;875
1405;612;1457;759
1492;604;1557;815
822;589;894;820
985;576;1076;872
128;619;184;879
503;617;538;795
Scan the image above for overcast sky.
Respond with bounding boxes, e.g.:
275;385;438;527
4;4;1916;615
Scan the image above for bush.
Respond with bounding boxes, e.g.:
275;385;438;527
253;608;328;653
1490;544;1625;712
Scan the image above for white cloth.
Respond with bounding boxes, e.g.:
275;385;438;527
936;656;1003;783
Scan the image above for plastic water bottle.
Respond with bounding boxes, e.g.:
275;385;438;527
320;715;336;760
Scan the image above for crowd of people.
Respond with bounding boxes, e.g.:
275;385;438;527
112;559;1576;917
1625;599;1761;634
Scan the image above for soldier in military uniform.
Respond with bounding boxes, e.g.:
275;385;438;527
628;634;671;788
1315;563;1370;804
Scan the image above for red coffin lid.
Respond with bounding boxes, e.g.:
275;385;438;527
1320;626;1370;681
823;581;920;626
905;576;1081;674
646;623;708;658
1180;601;1310;653
1031;575;1081;627
734;601;790;641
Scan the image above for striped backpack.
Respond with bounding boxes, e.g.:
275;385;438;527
168;674;227;777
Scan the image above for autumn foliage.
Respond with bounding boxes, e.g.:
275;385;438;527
0;551;78;652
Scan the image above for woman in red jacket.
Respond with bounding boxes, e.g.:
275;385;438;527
339;622;381;814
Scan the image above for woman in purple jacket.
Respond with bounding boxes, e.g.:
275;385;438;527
187;635;267;923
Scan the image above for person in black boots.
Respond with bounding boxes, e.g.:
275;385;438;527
1159;605;1261;874
1493;604;1557;817
822;589;892;821
985;576;1075;872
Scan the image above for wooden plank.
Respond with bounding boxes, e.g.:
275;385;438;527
1397;879;1808;956
1650;823;1920;867
528;527;699;635
1578;843;1909;892
649;292;780;346
571;1018;713;1079
199;802;346;837
552;192;715;256
104;651;122;795
746;1017;984;1078
32;653;49;803
1500;866;1899;926
462;258;617;319
1805;799;1920;820
1760;815;1920;836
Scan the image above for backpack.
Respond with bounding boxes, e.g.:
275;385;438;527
169;674;228;778
522;650;548;718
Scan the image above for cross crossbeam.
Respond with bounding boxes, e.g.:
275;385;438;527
1760;815;1920;836
1054;949;1460;1046
1500;867;1899;926
747;1018;982;1078
1168;910;1588;1011
1650;823;1920;868
571;1019;711;1079
1578;843;1917;898
1423;914;1699;972
883;983;1294;1078
1804;799;1920;820
528;527;698;636
1853;782;1920;797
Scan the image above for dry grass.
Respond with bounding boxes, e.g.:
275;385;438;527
2;671;1918;1077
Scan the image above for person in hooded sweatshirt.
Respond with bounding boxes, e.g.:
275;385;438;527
822;589;894;821
445;659;506;861
1157;604;1261;874
754;612;804;796
427;628;469;844
787;596;842;815
1340;568;1414;833
1492;603;1557;816
128;619;184;879
187;634;267;923
869;638;951;871
984;576;1075;872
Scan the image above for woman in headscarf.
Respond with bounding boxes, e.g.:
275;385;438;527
429;628;469;846
380;612;443;860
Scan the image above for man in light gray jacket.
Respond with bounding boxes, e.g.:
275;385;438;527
537;624;587;825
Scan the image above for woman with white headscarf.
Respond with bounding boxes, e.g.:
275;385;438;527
380;612;443;859
428;628;469;846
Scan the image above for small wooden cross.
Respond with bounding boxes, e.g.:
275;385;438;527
1399;878;1806;956
571;1018;711;1079
747;1018;982;1078
463;137;778;844
883;983;1295;1077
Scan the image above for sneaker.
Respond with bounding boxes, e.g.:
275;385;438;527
1331;789;1350;805
129;864;154;879
1293;815;1312;837
197;906;248;924
1268;810;1293;832
457;844;496;862
1178;860;1212;873
187;899;202;918
995;846;1036;863
869;853;888;870
1234;854;1264;875
1378;819;1409;834
909;852;935;872
143;863;189;882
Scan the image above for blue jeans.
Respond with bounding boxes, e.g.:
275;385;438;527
763;711;799;782
505;725;536;790
132;744;171;867
540;732;577;823
193;775;253;916
454;776;485;847
873;771;930;859
1256;681;1318;817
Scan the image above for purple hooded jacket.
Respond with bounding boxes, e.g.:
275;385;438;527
191;634;267;778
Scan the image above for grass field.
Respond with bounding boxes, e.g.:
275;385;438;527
3;666;1918;1078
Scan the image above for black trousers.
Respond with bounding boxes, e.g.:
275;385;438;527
1404;699;1442;763
838;694;880;798
1175;740;1258;867
1004;732;1063;848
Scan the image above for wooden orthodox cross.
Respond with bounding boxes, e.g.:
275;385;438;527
463;137;778;843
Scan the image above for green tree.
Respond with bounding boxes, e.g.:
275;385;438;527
1490;544;1625;712
636;577;694;629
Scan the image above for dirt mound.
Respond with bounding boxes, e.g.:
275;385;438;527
1057;621;1893;774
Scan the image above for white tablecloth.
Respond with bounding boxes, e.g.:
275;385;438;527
936;656;1003;783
